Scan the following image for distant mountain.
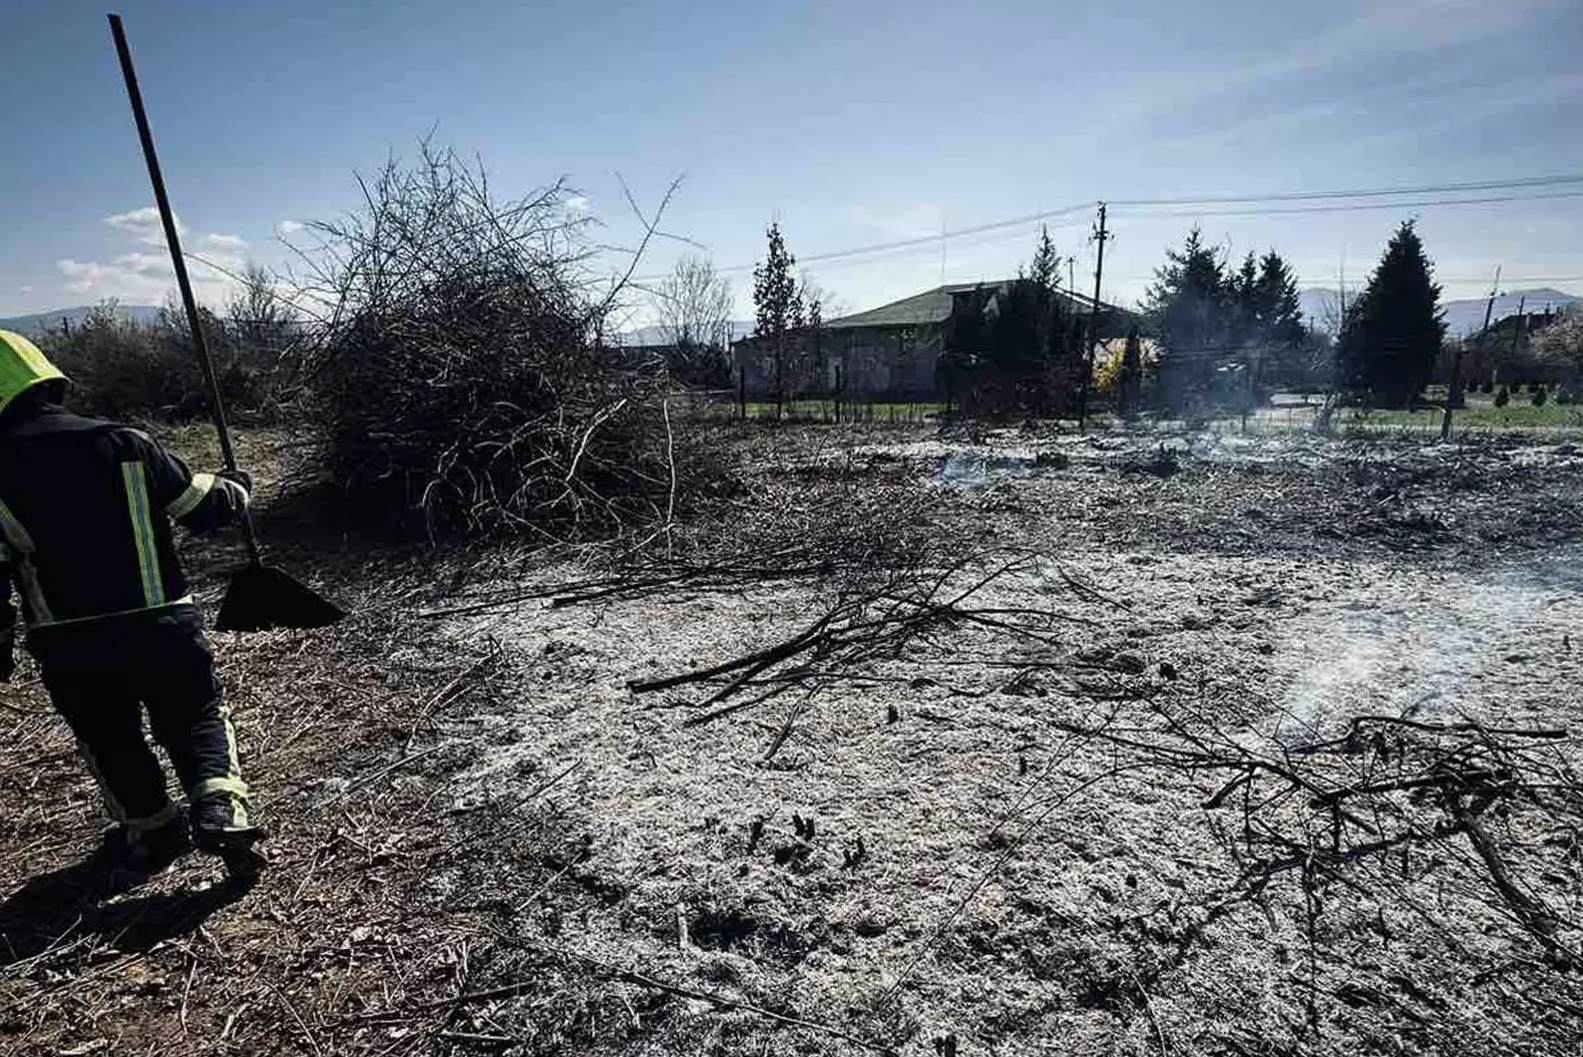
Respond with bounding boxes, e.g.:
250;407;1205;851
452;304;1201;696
0;304;164;335
1298;287;1578;336
620;321;755;347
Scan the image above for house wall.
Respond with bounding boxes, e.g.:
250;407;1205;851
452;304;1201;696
731;325;943;400
831;325;942;399
728;296;1138;401
731;336;826;398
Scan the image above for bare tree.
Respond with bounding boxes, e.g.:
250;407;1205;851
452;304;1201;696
654;255;733;352
227;262;295;358
797;273;844;322
653;254;734;386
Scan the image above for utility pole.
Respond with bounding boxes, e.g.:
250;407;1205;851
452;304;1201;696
1077;202;1111;432
1505;294;1527;373
1443;266;1499;440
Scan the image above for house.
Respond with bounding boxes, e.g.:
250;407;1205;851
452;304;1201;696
731;280;1136;400
1461;306;1570;388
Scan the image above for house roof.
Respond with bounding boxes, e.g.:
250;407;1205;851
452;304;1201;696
826;281;1128;330
826;286;968;329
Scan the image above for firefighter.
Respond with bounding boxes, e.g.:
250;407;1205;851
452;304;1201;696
0;328;266;882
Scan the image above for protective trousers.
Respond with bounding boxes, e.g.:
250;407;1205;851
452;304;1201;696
27;605;250;835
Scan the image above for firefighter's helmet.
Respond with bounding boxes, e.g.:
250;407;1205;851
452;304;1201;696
0;329;67;418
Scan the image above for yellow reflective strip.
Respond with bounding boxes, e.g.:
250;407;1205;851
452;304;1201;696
192;776;249;800
121;461;166;606
221;705;244;782
192;704;252;828
0;497;52;623
167;472;215;520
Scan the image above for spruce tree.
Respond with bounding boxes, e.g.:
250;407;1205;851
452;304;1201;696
1336;220;1446;408
987;279;1043;410
1143;226;1229;410
938;286;989;408
1254;251;1305;348
1230;251;1259;346
1027;226;1074;414
752;223;804;414
1029;225;1061;294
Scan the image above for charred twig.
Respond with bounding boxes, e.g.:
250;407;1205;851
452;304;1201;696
628;613;835;694
1443;789;1574;968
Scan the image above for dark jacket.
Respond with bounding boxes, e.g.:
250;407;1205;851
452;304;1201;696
0;406;248;645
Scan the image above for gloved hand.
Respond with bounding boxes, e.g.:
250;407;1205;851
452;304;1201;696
217;467;253;493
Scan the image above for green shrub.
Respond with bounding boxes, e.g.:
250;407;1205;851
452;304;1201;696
1493;385;1510;408
1532;386;1548;407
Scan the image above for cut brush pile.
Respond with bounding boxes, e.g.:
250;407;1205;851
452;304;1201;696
291;145;725;542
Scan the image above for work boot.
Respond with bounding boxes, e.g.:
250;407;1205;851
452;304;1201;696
191;796;269;883
93;809;193;884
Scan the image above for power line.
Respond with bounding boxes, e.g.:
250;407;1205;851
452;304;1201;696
649;174;1583;281
1107;172;1583;208
691;202;1095;277
1111;189;1583;221
1107;271;1583;285
776;212;1098;275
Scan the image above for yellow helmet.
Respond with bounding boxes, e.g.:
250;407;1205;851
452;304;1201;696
0;329;67;418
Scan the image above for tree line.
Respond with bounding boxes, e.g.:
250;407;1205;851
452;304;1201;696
640;212;1580;419
32;264;295;422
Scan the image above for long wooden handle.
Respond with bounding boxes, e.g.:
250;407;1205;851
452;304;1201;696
108;13;263;566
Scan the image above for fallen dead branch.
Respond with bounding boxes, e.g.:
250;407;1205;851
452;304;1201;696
630;555;1088;728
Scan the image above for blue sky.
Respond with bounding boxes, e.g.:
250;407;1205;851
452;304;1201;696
3;0;1581;323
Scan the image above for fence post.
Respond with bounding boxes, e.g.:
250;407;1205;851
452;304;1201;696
738;366;747;421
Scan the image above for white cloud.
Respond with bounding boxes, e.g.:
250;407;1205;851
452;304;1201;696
103;205;184;247
56;209;257;307
275;219;305;237
57;252;232;305
18;285;33;294
58;254;169;297
565;196;591;215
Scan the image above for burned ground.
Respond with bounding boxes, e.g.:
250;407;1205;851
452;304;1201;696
1;424;1580;1056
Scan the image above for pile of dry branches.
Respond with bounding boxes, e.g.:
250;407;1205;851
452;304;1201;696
291;144;719;541
421;453;952;618
1031;694;1583;1028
